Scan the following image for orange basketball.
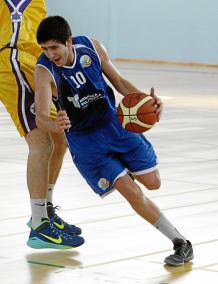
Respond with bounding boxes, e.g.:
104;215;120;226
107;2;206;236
117;93;158;133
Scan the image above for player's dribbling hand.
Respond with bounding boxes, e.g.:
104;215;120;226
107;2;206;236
55;110;71;132
149;87;163;122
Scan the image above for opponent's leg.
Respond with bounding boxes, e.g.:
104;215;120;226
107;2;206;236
47;132;82;235
25;128;53;227
25;128;84;248
25;128;53;200
48;132;67;187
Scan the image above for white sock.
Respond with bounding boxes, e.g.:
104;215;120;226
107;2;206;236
153;213;186;243
30;198;48;227
47;184;55;204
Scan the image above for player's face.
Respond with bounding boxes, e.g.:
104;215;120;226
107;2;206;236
41;39;73;67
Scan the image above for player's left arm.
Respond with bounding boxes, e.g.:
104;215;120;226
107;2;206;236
92;39;163;121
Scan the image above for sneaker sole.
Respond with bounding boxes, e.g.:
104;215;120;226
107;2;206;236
164;255;194;266
27;238;83;250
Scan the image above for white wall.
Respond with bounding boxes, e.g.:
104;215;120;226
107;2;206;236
46;0;218;64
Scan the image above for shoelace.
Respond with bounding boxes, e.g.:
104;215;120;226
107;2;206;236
53;205;61;212
174;242;186;255
48;225;61;238
48;205;77;230
51;206;72;228
47;222;74;240
48;205;62;220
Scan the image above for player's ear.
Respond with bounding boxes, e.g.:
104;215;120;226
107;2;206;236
66;36;72;47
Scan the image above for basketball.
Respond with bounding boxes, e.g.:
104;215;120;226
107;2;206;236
117;93;158;133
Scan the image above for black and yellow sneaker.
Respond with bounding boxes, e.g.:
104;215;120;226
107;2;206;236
164;239;194;266
47;202;82;235
27;218;84;249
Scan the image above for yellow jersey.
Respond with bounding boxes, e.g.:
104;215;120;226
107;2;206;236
0;0;46;58
0;0;57;137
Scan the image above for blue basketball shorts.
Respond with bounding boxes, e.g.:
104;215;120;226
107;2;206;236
66;118;158;197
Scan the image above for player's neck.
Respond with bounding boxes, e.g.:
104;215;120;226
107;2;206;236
66;48;74;66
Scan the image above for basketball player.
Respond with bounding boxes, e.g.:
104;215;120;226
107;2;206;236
34;15;194;265
0;1;84;249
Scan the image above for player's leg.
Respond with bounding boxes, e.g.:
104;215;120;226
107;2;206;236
114;173;161;223
25;129;84;248
135;169;161;190
0;50;49;227
48;132;67;187
23;117;84;248
114;171;185;235
25;128;53;200
115;129;193;266
0;63;83;249
24;128;51;230
114;172;193;266
20;61;82;235
47;132;67;205
24;113;82;235
46;132;82;235
0;84;84;249
25;121;82;235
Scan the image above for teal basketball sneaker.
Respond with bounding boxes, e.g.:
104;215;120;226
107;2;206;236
26;218;84;249
27;202;82;235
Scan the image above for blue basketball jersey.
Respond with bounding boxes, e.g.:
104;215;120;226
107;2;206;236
36;35;158;197
36;36;116;131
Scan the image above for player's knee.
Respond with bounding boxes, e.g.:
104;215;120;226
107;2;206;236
137;171;161;190
33;138;53;160
146;177;161;190
25;129;53;160
115;175;148;205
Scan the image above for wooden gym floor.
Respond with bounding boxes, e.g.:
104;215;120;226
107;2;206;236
0;62;218;284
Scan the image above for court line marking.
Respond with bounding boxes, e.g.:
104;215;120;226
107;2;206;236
201;267;218;272
26;239;218;270
68;200;218;226
0;186;217;223
27;260;66;268
0;199;218;238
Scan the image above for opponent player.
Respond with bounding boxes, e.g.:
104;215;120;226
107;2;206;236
0;1;84;249
34;15;194;265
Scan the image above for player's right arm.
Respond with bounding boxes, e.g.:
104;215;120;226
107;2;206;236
92;39;141;96
34;66;71;133
93;39;163;122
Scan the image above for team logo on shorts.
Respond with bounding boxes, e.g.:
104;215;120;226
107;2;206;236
97;178;110;190
30;103;36;115
80;55;92;68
